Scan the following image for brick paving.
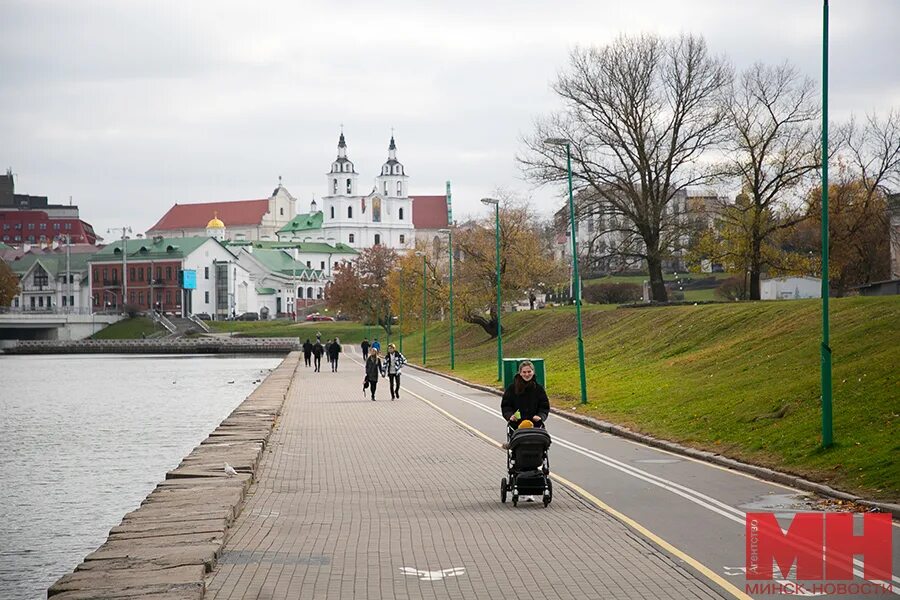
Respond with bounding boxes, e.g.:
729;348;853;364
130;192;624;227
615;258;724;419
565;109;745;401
205;355;726;599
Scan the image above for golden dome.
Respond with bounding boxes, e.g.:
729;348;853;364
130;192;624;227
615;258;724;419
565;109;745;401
206;212;225;229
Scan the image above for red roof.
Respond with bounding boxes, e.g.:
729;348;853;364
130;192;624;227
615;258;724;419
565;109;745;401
411;195;449;229
148;199;269;231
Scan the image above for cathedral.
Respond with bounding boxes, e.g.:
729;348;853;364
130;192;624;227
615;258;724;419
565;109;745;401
278;132;417;250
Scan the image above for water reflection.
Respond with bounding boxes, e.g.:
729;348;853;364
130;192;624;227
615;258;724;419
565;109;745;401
0;354;282;599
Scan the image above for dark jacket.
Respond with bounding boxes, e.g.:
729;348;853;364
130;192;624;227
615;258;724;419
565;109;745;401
361;341;370;356
501;375;550;423
328;342;342;359
302;341;313;356
312;342;324;357
364;356;383;382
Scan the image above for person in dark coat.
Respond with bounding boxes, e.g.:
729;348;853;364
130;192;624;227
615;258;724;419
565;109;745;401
361;338;370;357
312;340;324;372
501;360;550;429
329;337;342;372
302;338;313;367
362;347;383;401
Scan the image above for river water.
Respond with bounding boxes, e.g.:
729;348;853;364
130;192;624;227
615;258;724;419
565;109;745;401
0;354;283;599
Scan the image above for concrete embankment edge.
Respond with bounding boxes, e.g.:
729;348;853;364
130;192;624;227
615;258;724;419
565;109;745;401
46;352;302;599
407;363;900;520
5;338;299;355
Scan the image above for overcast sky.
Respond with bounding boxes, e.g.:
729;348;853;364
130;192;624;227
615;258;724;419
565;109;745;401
2;0;898;240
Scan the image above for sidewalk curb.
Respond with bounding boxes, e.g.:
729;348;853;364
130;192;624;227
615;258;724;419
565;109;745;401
407;363;900;520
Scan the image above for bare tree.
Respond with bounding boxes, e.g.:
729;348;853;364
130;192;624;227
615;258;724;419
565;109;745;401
521;33;732;301
721;62;821;299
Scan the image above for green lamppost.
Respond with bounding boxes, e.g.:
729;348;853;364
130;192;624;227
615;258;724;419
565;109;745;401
438;227;455;369
544;137;588;404
480;197;502;381
393;267;403;353
415;251;427;366
820;0;833;447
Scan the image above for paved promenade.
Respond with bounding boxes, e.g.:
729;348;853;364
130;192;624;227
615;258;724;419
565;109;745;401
205;354;725;599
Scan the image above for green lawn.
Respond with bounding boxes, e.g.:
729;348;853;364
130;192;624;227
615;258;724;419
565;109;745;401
91;317;163;339
210;298;899;500
208;319;372;342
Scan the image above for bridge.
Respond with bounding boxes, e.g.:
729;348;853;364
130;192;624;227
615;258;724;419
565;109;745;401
0;308;122;345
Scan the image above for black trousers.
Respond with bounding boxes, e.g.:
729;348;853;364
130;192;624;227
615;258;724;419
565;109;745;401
331;356;339;371
304;353;311;366
314;355;321;371
365;378;378;399
388;373;400;398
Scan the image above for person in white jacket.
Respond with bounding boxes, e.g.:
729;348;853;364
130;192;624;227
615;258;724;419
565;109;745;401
383;343;407;400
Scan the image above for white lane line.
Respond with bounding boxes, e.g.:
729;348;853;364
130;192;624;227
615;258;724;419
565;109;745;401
405;372;900;591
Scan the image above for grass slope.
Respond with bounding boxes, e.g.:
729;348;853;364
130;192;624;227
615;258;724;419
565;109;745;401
91;317;162;339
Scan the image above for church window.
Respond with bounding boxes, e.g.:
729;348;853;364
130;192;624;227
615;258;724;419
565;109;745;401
400;234;405;244
397;181;402;195
374;234;381;245
330;206;335;219
333;179;338;194
280;207;284;216
307;287;314;299
348;206;353;218
399;207;404;220
384;166;389;175
349;233;355;243
384;181;388;195
346;178;352;194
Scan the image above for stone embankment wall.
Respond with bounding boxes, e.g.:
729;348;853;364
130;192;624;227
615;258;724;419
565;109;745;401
4;338;299;355
46;352;301;599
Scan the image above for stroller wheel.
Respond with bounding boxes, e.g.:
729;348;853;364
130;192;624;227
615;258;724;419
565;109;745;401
543;478;553;507
500;478;508;504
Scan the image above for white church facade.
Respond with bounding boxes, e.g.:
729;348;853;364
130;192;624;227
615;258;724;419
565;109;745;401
278;133;416;250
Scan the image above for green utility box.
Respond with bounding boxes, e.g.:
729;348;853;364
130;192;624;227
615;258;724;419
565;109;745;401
502;358;546;391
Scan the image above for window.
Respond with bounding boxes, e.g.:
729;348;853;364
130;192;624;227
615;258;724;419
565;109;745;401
307;286;313;299
62;296;67;306
395;165;401;175
138;267;144;282
348;233;355;243
156;267;161;281
13;297;19;307
346;178;352;194
28;223;35;230
280;207;284;216
69;295;74;307
112;269;118;283
333;179;338;194
53;223;60;230
384;182;388;195
103;268;108;282
397;181;402;195
165;290;171;305
400;234;405;244
384;166;389;175
205;291;210;304
330;206;335;219
138;291;143;304
165;266;172;280
39;223;46;230
348;206;353;219
306;261;311;268
38;296;44;308
27;235;34;242
14;223;21;229
130;267;135;281
65;223;71;230
130;291;135;304
1;224;7;230
399;207;404;221
320;261;325;270
374;234;381;245
204;267;209;280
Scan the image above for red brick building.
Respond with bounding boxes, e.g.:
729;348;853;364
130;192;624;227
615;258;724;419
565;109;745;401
0;171;98;245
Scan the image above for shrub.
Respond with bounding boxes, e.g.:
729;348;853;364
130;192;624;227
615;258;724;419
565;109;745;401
715;277;747;301
583;282;642;304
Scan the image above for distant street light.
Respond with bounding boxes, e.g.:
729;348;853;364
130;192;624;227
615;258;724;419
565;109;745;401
438;227;455;370
415;251;427;365
480;197;502;381
544;137;587;404
393;266;404;353
107;226;132;314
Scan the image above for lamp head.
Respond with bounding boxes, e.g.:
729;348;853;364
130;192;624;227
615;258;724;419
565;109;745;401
437;228;450;234
543;137;570;147
480;198;499;206
415;251;425;257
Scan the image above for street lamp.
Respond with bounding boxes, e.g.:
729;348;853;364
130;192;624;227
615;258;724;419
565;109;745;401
415;251;427;366
393;266;404;353
107;226;132;314
544;137;588;404
480;197;502;381
438;227;455;370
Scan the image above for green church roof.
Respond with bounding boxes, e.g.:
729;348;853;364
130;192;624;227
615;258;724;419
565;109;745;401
277;211;324;234
91;236;215;262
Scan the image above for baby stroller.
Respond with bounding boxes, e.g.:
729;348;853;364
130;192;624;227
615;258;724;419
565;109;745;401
500;424;552;507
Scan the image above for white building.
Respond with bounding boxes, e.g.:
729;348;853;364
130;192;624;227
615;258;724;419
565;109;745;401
760;276;822;300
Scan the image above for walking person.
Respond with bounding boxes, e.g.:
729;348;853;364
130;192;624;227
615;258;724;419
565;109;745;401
371;338;381;353
361;338;370;358
312;339;324;373
302;338;313;367
501;360;550;430
384;343;406;400
362;347;384;401
329;337;342;372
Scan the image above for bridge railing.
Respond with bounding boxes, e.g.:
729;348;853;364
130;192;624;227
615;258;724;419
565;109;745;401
0;306;96;316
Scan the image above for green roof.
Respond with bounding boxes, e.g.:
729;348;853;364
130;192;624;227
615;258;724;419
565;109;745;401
255;287;276;295
246;248;325;279
0;242;11;250
91;236;213;262
225;239;357;255
6;252;95;277
277;211;323;234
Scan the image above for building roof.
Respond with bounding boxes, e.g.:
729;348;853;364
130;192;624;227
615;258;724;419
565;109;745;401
243;248;325;279
411;195;449;229
148;199;269;231
6;252;95;277
90;236;214;262
226;239;358;255
277;211;324;235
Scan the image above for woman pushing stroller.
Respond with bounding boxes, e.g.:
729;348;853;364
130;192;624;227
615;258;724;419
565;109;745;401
501;360;550;430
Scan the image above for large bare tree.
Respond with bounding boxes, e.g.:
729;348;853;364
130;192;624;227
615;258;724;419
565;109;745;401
521;33;732;301
721;62;821;299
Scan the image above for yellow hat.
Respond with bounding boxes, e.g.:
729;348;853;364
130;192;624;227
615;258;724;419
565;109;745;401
517;419;534;429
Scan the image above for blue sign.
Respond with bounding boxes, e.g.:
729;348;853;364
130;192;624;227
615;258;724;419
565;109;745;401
180;269;197;290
